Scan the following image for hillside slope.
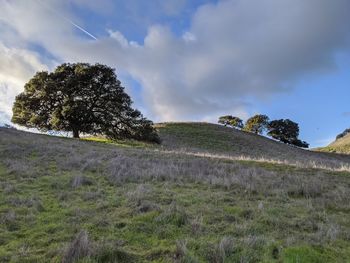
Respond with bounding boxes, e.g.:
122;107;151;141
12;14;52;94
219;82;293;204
0;126;350;262
318;133;350;154
157;122;350;169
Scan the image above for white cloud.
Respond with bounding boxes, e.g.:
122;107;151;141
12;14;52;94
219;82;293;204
0;43;48;123
0;0;350;123
108;30;129;48
182;32;196;43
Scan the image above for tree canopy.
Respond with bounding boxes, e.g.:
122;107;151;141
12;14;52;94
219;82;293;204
218;112;309;148
244;114;269;134
218;115;243;129
267;119;309;148
12;63;160;143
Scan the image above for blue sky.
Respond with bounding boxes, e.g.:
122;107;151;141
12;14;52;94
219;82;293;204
249;52;350;147
0;0;349;147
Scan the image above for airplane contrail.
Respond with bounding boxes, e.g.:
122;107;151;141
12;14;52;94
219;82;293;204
35;0;97;40
59;15;97;40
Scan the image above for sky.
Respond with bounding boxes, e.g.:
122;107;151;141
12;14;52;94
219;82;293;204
0;0;350;147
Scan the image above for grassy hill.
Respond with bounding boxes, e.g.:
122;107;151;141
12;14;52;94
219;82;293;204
1;123;350;262
157;123;350;169
318;133;350;154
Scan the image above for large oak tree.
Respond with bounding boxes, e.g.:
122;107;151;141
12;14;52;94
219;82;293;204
267;119;309;148
12;63;160;143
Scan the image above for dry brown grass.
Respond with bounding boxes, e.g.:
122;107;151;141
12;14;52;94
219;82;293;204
62;230;91;263
0;127;349;200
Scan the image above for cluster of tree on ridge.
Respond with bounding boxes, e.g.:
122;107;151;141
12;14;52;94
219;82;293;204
12;63;160;143
218;114;309;148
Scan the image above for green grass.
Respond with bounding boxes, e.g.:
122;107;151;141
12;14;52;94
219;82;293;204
156;123;350;170
1;125;350;262
318;145;350;154
1;166;349;262
82;136;155;148
156;122;238;153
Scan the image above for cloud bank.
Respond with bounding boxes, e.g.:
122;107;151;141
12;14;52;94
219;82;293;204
0;0;350;123
0;42;48;123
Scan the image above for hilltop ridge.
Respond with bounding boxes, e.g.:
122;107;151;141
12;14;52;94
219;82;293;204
157;122;350;169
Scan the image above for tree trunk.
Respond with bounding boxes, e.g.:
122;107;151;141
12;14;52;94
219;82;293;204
72;128;80;138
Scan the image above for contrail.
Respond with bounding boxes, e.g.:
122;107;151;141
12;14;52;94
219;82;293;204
60;16;97;40
35;0;97;40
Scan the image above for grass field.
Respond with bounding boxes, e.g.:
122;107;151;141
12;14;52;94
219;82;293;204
1;123;350;262
157;123;350;170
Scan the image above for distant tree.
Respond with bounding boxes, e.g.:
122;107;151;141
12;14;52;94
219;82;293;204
12;63;160;143
218;115;244;129
267;119;309;148
244;114;269;134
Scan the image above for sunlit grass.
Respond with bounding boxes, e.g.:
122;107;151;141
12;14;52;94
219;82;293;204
82;135;155;148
